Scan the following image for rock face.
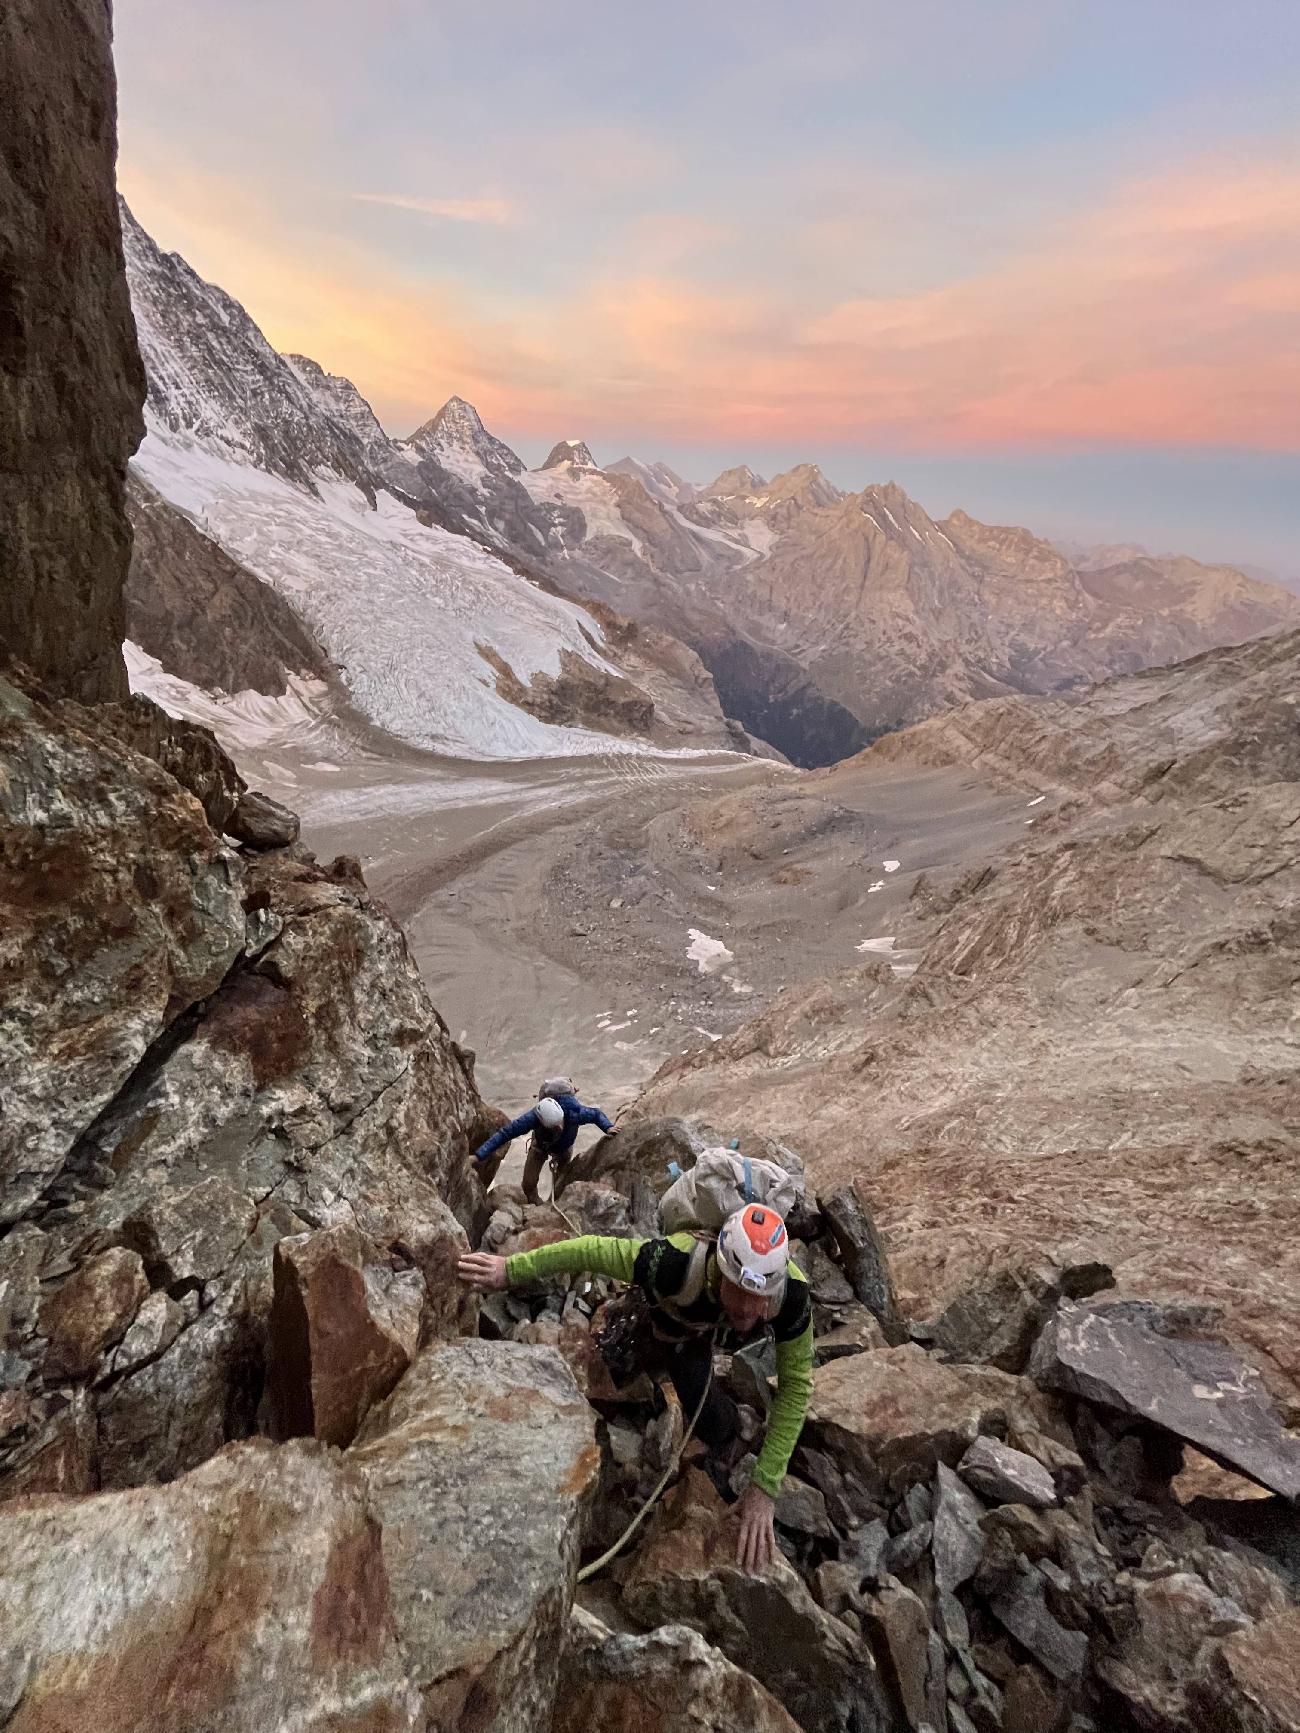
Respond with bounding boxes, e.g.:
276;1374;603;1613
0;677;488;1498
353;1341;600;1728
121;209;746;762
0;0;145;702
0;1342;598;1733
0;674;245;1226
476;424;1300;764
125;471;334;698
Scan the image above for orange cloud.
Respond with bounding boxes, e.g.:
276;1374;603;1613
119;147;1300;454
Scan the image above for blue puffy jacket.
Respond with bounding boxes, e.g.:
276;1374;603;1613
474;1094;613;1163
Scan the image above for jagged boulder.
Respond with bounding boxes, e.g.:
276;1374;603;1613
0;1340;599;1732
931;1256;1114;1372
556;1610;802;1732
803;1344;1058;1497
39;1247;149;1380
622;1472;894;1733
556;1116;707;1200
1031;1301;1300;1499
227;789;300;850
266;1224;424;1447
353;1340;600;1728
819;1180;904;1340
0;674;246;1226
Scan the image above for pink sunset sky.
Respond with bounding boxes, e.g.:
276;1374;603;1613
114;0;1300;576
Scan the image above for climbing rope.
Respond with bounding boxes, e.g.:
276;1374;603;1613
576;1329;718;1584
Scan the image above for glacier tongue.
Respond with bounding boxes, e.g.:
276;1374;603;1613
131;426;662;761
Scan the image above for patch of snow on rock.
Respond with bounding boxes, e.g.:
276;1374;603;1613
686;929;735;975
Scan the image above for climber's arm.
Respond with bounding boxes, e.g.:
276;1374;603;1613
473;1109;537;1163
506;1234;644;1285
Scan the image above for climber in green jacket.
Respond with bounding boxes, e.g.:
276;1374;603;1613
458;1202;813;1573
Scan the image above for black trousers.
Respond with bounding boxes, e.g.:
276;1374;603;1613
663;1333;740;1456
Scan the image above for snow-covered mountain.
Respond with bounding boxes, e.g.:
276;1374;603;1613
414;413;1300;766
120;197;1300;770
120;205;742;763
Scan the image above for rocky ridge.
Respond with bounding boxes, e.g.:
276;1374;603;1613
636;625;1300;1410
414;415;1300;767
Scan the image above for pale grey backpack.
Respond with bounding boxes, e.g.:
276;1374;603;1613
658;1147;798;1235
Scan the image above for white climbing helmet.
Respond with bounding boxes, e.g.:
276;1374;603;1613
716;1203;790;1303
535;1097;565;1131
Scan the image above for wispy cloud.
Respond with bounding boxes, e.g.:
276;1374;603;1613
350;192;516;226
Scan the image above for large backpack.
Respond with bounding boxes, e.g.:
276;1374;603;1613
658;1147;799;1235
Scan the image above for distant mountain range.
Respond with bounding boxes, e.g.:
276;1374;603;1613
120;202;1300;766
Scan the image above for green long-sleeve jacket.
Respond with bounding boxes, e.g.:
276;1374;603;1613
505;1232;814;1499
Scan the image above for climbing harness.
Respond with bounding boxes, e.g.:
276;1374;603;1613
576;1327;719;1584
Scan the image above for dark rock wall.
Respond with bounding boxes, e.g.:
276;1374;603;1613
126;474;334;697
0;0;146;701
696;635;871;769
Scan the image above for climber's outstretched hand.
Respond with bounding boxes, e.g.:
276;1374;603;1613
735;1484;777;1573
458;1252;508;1292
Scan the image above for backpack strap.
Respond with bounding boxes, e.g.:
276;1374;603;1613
653;1237;714;1330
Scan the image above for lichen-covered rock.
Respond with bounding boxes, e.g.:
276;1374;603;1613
0;1439;423;1729
0;0;146;704
353;1340;600;1729
0;1341;600;1732
555;1611;802;1733
1;693;488;1498
0;674;246;1226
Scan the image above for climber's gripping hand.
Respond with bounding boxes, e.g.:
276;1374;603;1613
458;1252;508;1291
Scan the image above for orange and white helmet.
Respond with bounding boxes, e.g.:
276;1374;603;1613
716;1204;790;1303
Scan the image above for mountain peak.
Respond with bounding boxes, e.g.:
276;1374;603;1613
404;395;524;479
541;438;597;471
764;463;842;509
606;456;692;504
698;464;767;501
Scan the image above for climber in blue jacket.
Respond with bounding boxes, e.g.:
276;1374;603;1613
473;1079;615;1202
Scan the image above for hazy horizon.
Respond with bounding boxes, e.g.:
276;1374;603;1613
114;0;1300;579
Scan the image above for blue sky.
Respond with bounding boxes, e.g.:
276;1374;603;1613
114;0;1300;576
